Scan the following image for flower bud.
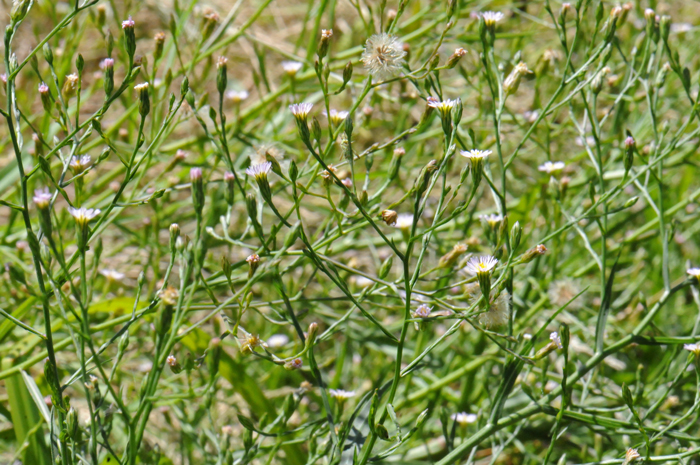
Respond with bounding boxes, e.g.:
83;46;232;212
246;253;260;278
102;58;115;96
245;192;258;222
624;196;638;208
511;221;522;249
224;171;236;206
317;29;333;59
445;47;466;69
122;16;136;59
190;168;205;215
342;61;353;85
503;61;532;95
216;56;227;95
11;0;31;23
660;16;671;42
63;73;79;98
378;255;393;280
167;355;183;374
154;32;166;61
381;209;398;226
38;82;52;112
65;407;78;440
521;244;547;263
624;135;635;173
169;223;180;251
43;43;53;65
438;243;468;268
156;287;178;335
387;147;405;181
135;82;150;117
284;358;303;370
413;159;438;201
201;8;220;41
289;160;298;182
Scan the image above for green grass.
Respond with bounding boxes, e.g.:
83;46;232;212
1;0;700;464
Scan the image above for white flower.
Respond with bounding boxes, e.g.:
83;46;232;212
360;33;406;80
413;304;432;318
479;213;503;228
100;269;125;281
481;11;504;26
122;16;135;28
70;155;92;173
225;90;249;102
323;109;349;125
267;334;289;349
687;268;700;281
538;161;565;174
239;333;267;354
245;162;272;179
550;331;563;349
465;256;498;275
289;102;313;118
451;412;477;426
459;149;491;161
427;98;457;111
282;61;303;75
134;82;149;92
393;213;414;230
33;187;52;209
68;207;101;225
684;343;700;356
329;389;356;400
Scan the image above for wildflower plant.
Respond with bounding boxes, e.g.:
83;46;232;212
2;1;700;465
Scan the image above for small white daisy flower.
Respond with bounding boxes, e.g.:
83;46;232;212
465;256;498;275
282;61;303;75
550;331;563;349
538;161;566;174
451;412;477;426
329;389;356;401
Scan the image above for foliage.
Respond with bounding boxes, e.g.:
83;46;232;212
1;0;700;464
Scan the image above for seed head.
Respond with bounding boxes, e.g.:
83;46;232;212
361;33;407;80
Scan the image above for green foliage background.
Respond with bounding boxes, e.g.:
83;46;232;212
1;0;700;464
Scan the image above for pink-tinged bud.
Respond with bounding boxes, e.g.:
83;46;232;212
122;16;135;28
190;168;205;213
284;358;303;370
190;167;202;181
175;149;186;161
38;82;52;111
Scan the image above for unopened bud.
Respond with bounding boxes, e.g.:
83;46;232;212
624;135;635;172
445;47;466;69
317;29;333;59
521;244;547;263
381;209;398;226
